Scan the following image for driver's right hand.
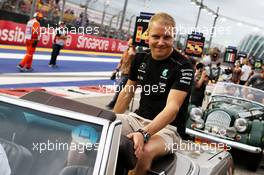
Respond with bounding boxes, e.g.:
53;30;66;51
127;132;144;158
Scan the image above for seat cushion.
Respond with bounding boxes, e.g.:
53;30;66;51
151;154;177;174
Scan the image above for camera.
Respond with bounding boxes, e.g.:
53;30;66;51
196;62;204;70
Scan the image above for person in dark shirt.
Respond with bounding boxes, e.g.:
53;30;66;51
246;65;264;91
191;62;209;107
113;12;194;175
245;65;264;103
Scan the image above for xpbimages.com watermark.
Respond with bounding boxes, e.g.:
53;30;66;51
164;24;232;37
99;83;166;95
32;140;99;154
33;24;100;36
165;140;231;153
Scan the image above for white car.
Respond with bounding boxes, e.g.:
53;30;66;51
0;91;233;175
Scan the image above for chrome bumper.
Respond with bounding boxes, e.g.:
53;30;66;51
186;128;263;154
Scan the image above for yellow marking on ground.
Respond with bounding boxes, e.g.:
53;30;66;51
0;44;122;57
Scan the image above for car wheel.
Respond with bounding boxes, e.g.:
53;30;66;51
247;152;263;171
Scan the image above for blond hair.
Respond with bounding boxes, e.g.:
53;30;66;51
243;58;249;64
148;12;176;30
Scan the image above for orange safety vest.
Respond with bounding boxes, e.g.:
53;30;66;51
25;18;41;40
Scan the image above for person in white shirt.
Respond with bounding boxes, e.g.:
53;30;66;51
49;21;68;68
240;58;252;85
0;144;11;175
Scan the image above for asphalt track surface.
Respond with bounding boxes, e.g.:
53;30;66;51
0;47;119;74
0;45;121;88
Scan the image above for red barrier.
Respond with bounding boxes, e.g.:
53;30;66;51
0;20;127;53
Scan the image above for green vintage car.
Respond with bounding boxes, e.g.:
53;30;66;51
187;82;264;171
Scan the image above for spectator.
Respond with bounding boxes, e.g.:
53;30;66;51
231;60;242;84
244;65;264;104
49;21;68;68
18;0;30;14
74;13;83;27
245;65;264;91
63;9;76;24
106;38;136;109
191;62;209;107
240;58;252;85
202;54;222;83
113;12;194;175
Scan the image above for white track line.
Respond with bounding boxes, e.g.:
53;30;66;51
0;53;120;62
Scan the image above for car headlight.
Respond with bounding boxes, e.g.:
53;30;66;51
192;118;205;129
234;118;248;133
190;107;203;122
226;127;237;138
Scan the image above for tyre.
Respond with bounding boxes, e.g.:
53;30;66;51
246;152;263;171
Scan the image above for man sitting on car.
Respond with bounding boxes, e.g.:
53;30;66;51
113;12;194;175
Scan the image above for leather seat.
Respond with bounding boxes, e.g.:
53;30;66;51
151;154;177;175
59;166;93;175
0;138;33;175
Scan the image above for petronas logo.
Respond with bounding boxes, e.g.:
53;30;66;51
162;69;168;77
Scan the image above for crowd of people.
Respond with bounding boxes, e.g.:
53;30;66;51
190;55;263;107
0;0;60;19
0;0;130;39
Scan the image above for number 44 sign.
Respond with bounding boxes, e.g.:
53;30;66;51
184;32;205;58
132;13;153;47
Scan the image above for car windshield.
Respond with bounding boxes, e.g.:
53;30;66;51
0;100;104;175
211;82;264;105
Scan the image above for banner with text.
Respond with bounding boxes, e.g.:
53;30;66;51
0;20;127;53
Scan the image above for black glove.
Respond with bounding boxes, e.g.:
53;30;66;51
110;71;116;80
32;40;38;47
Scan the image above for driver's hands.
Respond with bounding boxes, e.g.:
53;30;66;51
127;132;144;158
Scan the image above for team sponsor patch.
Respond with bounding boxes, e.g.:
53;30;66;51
180;68;193;85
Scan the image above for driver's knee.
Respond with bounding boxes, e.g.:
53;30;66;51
141;144;156;161
135;144;156;171
138;137;166;165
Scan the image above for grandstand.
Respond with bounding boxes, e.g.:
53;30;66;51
0;0;136;40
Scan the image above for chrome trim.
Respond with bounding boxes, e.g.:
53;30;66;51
0;95;110;126
175;152;200;175
186;128;262;153
0;95;111;175
210;94;264;107
100;120;122;175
